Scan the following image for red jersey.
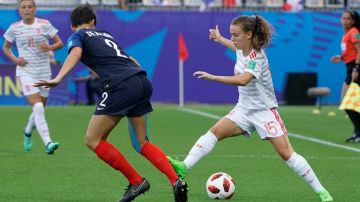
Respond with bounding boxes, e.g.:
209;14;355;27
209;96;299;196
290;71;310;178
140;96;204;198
341;27;360;64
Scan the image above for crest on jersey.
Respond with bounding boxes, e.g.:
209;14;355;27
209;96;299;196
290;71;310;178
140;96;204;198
247;60;256;70
355;33;360;39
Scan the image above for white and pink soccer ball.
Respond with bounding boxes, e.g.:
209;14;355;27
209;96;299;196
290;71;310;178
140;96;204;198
206;172;236;200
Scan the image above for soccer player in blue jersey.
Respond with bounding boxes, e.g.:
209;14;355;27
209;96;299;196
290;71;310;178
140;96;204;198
34;4;188;202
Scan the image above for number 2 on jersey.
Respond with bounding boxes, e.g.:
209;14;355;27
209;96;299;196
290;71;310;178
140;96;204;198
104;39;128;58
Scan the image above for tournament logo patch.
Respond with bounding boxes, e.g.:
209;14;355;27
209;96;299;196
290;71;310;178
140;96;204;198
247;60;256;70
355;33;360;39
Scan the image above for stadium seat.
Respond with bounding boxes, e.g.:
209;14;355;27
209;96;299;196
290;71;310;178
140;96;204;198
183;0;202;7
307;87;330;110
35;0;79;8
162;0;182;6
81;0;100;6
325;0;344;8
349;0;360;9
102;0;118;6
304;0;324;8
184;0;223;9
245;0;266;7
0;0;17;6
266;0;283;8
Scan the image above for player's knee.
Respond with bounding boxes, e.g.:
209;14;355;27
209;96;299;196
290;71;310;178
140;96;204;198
279;150;293;161
85;136;98;150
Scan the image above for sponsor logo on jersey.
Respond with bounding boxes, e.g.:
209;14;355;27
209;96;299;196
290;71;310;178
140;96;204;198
247;60;256;70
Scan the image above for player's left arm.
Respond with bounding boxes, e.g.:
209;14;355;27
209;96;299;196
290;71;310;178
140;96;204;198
34;47;82;88
193;71;254;86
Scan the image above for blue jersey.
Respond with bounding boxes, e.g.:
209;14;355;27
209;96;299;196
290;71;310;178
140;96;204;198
67;29;145;86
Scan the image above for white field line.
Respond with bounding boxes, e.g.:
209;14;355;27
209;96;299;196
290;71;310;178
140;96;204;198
179;107;360;153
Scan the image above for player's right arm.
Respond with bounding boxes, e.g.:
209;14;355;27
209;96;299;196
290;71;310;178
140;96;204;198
2;40;28;67
209;25;236;51
34;47;82;88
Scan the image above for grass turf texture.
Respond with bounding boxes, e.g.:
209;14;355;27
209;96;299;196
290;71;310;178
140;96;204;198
0;105;359;201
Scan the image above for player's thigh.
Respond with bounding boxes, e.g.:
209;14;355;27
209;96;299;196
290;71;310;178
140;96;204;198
210;117;246;141
85;115;122;149
252;108;287;140
19;76;49;105
268;135;294;160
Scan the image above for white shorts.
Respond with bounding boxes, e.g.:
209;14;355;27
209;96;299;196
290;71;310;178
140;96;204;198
18;76;50;97
225;107;287;140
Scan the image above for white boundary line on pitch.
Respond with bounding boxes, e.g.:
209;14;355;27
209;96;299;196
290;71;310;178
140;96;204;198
179;107;360;153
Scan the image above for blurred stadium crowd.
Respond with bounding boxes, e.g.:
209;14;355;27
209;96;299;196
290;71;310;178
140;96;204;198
0;0;359;11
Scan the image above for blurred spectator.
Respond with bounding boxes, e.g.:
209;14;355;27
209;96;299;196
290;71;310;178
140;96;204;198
282;0;303;11
224;0;236;8
74;70;102;105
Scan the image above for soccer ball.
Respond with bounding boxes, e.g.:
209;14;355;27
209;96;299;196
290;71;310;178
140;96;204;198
206;172;236;199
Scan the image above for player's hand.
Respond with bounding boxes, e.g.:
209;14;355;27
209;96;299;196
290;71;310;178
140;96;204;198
209;25;222;43
330;55;341;63
33;79;60;88
39;42;51;52
193;71;215;81
15;57;28;67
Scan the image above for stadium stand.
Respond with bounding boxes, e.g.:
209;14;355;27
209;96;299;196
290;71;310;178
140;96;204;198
0;0;17;7
0;0;358;10
81;0;101;7
35;0;80;8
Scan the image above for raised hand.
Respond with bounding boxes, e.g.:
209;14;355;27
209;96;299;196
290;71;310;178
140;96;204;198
209;25;222;42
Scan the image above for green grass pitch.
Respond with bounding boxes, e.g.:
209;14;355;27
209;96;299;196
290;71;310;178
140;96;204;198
0;104;359;201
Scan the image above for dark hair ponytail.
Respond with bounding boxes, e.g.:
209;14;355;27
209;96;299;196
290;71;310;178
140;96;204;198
231;15;273;51
346;10;360;31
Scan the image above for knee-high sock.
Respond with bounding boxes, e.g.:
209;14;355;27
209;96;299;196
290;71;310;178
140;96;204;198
24;112;35;134
95;141;143;185
286;152;325;192
183;131;218;170
141;142;178;185
33;102;51;145
345;110;360;133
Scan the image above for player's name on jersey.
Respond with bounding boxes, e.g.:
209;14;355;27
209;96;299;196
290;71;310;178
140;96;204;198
85;31;113;39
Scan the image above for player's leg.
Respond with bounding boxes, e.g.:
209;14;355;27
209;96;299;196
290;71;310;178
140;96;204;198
262;109;333;201
128;114;188;202
128;114;179;185
168;115;246;180
269;135;333;201
23;112;35;151
21;76;58;153
344;110;360;142
86;114;145;187
27;93;58;153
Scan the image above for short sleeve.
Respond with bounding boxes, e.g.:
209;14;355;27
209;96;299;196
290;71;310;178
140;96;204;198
67;32;82;54
3;27;15;43
43;22;59;38
351;28;360;44
245;60;261;79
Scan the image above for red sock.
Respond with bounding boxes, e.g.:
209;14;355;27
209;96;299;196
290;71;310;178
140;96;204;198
95;141;143;185
140;142;178;185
